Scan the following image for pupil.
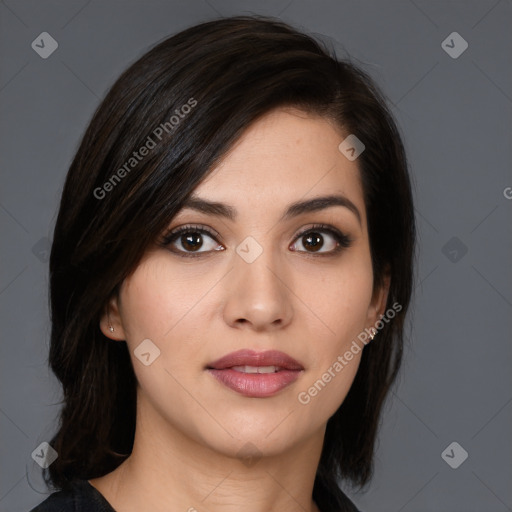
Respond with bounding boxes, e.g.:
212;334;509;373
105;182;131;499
182;233;203;251
304;233;323;252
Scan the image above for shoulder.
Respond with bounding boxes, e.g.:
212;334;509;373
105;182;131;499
29;479;115;512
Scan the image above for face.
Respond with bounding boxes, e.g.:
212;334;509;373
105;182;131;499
102;108;389;459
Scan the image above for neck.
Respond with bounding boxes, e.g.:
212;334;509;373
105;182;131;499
90;394;326;512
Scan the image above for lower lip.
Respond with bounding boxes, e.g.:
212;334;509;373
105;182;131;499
207;368;302;397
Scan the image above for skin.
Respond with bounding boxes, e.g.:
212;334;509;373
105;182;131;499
89;108;390;512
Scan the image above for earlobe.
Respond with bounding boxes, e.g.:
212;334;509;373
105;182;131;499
99;295;126;341
368;271;391;330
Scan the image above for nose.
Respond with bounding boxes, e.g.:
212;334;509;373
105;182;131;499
222;249;294;332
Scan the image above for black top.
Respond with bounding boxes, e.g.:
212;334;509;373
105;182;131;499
29;479;361;511
29;480;114;512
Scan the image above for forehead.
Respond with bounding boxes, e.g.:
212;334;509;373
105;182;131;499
191;108;366;223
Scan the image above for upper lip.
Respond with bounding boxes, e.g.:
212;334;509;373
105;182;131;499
206;349;304;370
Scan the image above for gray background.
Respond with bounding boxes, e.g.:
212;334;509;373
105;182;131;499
1;1;511;511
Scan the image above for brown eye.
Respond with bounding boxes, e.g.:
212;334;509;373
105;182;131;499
290;224;352;255
181;233;203;251
302;232;324;252
161;225;224;256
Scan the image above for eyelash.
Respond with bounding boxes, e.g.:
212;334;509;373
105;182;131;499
159;223;353;258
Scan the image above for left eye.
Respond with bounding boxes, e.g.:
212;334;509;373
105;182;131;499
290;230;337;253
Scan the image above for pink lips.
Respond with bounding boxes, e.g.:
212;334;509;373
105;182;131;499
206;349;304;398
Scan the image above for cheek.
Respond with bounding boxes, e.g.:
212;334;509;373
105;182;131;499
298;254;374;338
296;350;362;428
118;258;219;384
119;257;205;342
294;251;372;409
119;281;169;343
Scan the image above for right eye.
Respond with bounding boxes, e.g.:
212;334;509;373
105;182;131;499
160;224;225;257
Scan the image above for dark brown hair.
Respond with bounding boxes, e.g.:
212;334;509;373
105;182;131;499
44;15;416;510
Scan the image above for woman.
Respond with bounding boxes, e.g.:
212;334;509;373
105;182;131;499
31;15;416;512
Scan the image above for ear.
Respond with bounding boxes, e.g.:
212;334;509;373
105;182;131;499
99;293;126;341
366;269;391;332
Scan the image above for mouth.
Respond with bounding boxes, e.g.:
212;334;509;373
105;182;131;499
229;365;285;373
205;349;304;398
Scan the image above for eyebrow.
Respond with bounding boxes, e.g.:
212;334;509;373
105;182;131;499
180;193;362;226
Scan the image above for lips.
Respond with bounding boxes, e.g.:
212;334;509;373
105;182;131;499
206;349;304;371
206;349;304;398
